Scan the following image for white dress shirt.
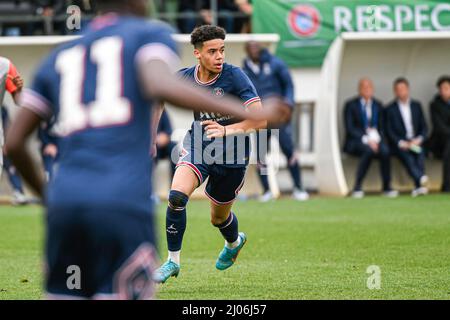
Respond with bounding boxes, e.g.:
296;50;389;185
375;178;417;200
360;98;372;124
398;99;415;140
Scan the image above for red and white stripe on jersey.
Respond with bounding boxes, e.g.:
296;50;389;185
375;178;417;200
135;42;180;74
243;97;261;108
20;88;53;119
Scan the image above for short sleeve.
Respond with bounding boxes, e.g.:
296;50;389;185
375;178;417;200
20;57;54;120
5;61;19;94
233;67;261;108
135;23;180;74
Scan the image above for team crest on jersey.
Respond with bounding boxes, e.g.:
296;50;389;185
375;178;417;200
213;87;224;97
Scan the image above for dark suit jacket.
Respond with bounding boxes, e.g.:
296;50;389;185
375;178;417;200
428;95;450;158
343;96;385;154
385;99;428;150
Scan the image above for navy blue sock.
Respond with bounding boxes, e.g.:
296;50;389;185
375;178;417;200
288;159;302;190
166;190;188;252
215;212;239;243
257;164;270;193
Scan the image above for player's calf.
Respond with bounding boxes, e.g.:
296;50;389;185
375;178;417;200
154;190;188;284
212;212;247;270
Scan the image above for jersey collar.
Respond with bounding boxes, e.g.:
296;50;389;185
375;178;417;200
194;65;221;86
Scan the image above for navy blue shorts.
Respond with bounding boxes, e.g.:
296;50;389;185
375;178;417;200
176;160;246;205
45;205;158;299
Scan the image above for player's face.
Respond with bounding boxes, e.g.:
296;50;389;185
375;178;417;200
439;81;450;101
195;39;225;74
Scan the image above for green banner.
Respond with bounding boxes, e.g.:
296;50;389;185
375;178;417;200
253;0;450;67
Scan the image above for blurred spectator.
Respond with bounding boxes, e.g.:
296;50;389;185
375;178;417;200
177;0;239;34
155;110;178;179
177;0;206;33
234;0;252;33
343;78;397;198
0;1;34;36
243;41;309;202
33;0;66;34
385;78;429;197
428;76;450;193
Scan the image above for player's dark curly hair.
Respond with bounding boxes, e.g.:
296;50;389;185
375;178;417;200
190;25;226;49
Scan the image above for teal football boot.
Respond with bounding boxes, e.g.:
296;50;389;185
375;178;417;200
153;259;180;283
215;232;247;271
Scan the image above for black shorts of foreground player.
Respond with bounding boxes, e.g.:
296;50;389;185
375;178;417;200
153;25;273;284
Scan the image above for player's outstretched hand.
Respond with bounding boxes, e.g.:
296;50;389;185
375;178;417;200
254;97;292;126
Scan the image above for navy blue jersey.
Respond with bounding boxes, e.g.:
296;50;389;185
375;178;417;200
21;15;179;213
178;63;260;167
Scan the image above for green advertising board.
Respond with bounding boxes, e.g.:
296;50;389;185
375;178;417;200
253;0;450;67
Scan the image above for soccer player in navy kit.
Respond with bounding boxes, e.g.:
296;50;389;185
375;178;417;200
6;1;288;299
154;25;273;283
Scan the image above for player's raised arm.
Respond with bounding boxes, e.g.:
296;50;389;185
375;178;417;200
140;60;290;125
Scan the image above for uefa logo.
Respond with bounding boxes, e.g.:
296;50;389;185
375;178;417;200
287;4;321;38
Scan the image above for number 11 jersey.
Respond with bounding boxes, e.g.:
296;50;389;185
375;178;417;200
21;15;179;213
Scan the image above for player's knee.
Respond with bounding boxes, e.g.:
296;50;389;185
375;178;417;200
211;213;228;227
168;190;189;211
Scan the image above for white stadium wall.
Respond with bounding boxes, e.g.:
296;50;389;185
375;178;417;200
315;31;450;196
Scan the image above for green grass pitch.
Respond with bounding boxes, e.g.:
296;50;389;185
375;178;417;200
0;195;449;300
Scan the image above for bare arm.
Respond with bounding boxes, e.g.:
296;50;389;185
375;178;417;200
225;101;267;133
10;75;24;105
202;101;267;138
5;108;45;198
141;60;290;124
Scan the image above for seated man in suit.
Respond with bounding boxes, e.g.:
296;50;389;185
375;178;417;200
386;78;428;197
343;78;397;198
429;76;450;193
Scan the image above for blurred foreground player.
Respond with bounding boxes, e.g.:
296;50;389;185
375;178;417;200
6;0;288;300
153;26;289;284
2;107;28;205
